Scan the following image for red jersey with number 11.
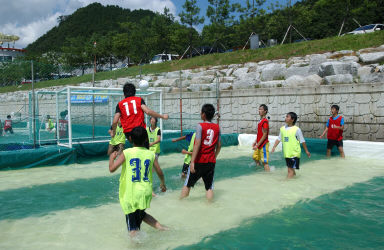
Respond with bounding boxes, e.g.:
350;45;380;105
195;122;220;164
118;96;145;133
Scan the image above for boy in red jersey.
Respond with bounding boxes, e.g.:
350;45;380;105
252;104;270;172
180;104;221;201
320;105;345;158
3;115;14;135
111;83;168;144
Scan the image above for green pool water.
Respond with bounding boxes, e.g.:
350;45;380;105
0;141;383;249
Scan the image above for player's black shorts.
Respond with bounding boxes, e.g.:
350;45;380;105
285;157;300;169
110;143;124;152
185;162;215;190
4;127;13;134
125;209;147;231
327;139;343;149
182;163;189;174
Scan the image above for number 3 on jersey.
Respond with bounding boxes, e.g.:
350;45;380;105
204;129;214;146
123;100;137;116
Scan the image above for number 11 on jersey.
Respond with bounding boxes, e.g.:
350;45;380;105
123;100;137;116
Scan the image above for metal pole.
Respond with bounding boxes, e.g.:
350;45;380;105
216;72;220;126
92;42;96;139
55;92;59;144
31;60;36;148
179;70;183;136
160;90;163;141
67;87;72;148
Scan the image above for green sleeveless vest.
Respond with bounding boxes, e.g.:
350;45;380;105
184;133;196;164
119;147;155;214
146;127;160;154
280;126;301;158
110;125;125;145
48;119;54;129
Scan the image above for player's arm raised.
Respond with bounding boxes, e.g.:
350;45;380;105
141;104;169;120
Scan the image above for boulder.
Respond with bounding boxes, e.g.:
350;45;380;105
359;52;384;64
160;78;179;87
305;74;323;86
187;84;211;92
190;75;214;84
324;74;353;85
318;61;359;77
285;65;311;78
285;75;306;87
339;56;359;62
233;79;258;89
260;63;287;81
232;67;249;79
225;68;234;77
210;82;232;90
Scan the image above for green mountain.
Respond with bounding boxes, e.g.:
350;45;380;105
26;3;156;55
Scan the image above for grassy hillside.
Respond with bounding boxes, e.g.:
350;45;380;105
2;31;383;94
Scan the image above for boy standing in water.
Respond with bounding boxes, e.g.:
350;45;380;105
109;126;167;237
252;104;270;172
3;115;13;134
112;83;168;146
147;117;166;193
180;104;221;201
108;119;125;156
172;132;196;178
319;105;345;158
271;112;311;179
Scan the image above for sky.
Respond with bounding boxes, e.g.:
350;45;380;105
0;0;299;48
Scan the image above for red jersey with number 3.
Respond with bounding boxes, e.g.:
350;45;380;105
118;96;146;133
195;122;220;164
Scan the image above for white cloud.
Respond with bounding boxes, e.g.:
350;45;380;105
0;0;176;48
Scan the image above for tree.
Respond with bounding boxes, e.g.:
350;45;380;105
179;0;205;53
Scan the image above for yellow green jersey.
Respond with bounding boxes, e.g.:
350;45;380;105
184;133;196;164
119;147;155;214
146;127;161;154
48;119;54;129
280;125;301;158
110;125;125;145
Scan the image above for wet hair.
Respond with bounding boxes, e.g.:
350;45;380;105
259;104;270;119
150;117;158;125
287;112;298;125
123;83;136;98
201;104;215;121
259;104;268;112
130;126;148;147
7;115;11;119
331;104;340;111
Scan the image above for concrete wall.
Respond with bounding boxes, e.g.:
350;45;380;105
1;83;383;141
162;83;384;141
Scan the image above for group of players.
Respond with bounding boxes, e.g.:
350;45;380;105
107;82;345;238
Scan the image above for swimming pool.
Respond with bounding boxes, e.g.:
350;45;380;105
0;136;383;249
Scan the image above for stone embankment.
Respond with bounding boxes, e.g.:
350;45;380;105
0;44;383;141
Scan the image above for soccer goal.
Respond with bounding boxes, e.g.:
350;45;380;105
32;86;163;148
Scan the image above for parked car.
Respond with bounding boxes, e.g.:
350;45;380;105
149;54;179;64
344;24;384;35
